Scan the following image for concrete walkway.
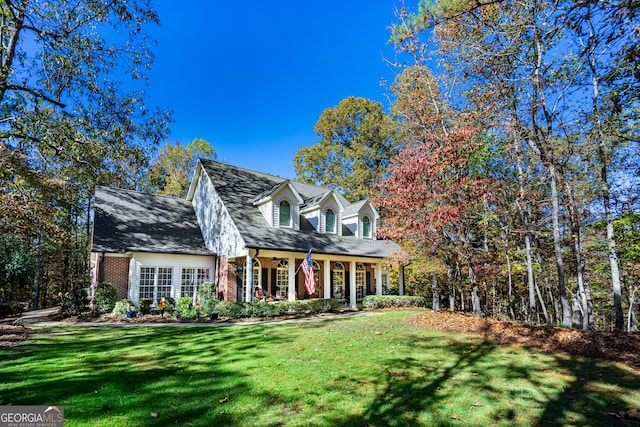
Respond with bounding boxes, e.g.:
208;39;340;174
19;307;379;327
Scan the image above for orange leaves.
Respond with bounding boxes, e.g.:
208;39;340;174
374;128;495;243
408;311;640;368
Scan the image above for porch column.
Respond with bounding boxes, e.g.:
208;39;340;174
245;255;253;302
349;260;357;308
288;256;296;301
323;259;331;299
399;264;405;296
375;263;382;296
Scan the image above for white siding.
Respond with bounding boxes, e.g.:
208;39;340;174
192;171;246;257
273;186;300;231
128;252;215;305
257;201;274;227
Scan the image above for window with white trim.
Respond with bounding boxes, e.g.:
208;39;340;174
239;259;261;302
356;263;366;300
139;267;155;300
279;200;292;227
363;216;371;238
139;266;173;303
326;209;335;233
181;267;210;300
276;259;289;299
333;262;345;302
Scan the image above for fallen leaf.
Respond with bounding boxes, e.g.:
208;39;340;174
219;397;229;403
448;414;460;420
150;412;158;418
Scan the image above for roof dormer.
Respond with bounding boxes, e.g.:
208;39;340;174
253;180;303;230
300;190;345;235
342;200;379;239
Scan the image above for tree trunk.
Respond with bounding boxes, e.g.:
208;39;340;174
468;260;481;315
432;273;440;311
629;286;638;333
506;252;515;320
446;261;455;311
0;0;27;103
549;165;571;326
33;232;43;310
534;279;550;324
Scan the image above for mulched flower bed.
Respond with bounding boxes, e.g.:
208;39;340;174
407;310;640;369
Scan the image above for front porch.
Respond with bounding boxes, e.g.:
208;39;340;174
224;250;405;308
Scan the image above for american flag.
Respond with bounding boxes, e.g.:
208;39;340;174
302;249;315;296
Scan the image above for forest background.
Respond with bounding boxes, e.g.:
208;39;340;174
0;0;638;331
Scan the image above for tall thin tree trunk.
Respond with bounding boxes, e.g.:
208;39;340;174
583;2;625;331
33;232;43;310
446;261;455;311
549;165;571;326
629;286;638;333
506;251;516;320
535;279;550;323
432;273;440;311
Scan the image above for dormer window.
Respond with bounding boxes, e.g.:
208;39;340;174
363;215;371;238
326;209;336;233
279;200;292;227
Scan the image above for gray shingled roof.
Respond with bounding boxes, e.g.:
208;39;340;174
92;186;212;255
198;160;402;258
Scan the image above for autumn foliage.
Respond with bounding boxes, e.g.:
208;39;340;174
374;128;493;242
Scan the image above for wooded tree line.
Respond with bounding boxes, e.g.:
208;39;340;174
295;0;639;330
0;0;215;310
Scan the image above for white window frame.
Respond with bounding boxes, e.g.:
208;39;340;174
276;259;289;299
362;216;371;238
239;259;261;302
139;266;173;304
326;208;336;233
181;267;210;301
279;200;292;227
356;263;366;300
333;262;345;302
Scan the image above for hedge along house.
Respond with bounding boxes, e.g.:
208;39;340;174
91;160;406;308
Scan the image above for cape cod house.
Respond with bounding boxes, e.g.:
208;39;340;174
90;160;405;308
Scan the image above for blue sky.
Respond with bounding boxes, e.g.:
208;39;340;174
145;1;401;178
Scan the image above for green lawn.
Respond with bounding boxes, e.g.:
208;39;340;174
2;311;639;426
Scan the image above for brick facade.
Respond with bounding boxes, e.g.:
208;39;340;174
101;256;130;299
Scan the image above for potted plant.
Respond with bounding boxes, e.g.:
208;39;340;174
204;299;219;321
126;304;137;318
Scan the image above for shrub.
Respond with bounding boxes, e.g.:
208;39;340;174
139;298;152;315
177;296;193;312
94;282;119;314
203;298;219;316
160;296;176;316
112;299;135;316
215;301;247;319
60;287;89;316
362;295;427;309
286;301;304;314
197;282;217;302
0;301;25;318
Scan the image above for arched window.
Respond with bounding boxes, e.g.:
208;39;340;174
356;263;366;300
362;216;371;238
326;208;336;233
333;262;345;302
279;200;292;227
276;259;289;299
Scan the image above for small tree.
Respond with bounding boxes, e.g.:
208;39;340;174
93;282;119;314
